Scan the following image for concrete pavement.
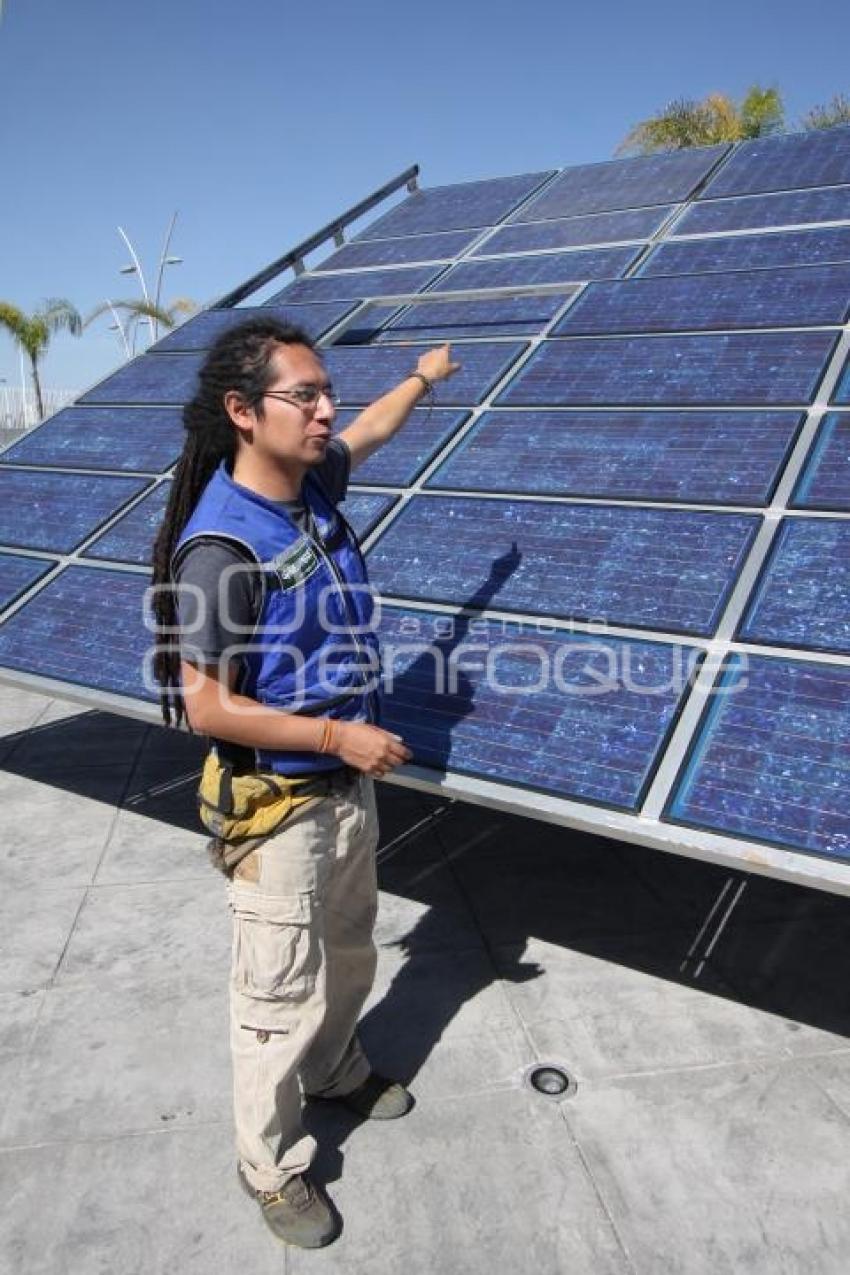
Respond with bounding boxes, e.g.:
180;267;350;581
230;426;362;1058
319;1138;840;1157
1;684;849;1274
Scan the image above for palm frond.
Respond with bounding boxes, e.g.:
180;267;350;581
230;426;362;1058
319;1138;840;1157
39;297;83;337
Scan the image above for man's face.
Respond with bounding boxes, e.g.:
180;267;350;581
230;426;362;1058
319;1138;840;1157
249;343;337;468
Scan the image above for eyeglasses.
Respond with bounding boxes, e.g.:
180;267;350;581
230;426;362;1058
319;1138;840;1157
261;384;340;409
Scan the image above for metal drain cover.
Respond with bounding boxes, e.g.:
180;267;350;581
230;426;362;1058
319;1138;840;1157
523;1062;577;1100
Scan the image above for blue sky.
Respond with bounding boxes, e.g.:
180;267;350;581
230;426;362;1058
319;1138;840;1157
1;0;848;392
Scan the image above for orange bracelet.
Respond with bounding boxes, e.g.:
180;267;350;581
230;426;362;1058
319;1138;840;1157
318;718;339;755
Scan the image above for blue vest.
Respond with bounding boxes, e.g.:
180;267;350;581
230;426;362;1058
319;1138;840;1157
174;462;381;775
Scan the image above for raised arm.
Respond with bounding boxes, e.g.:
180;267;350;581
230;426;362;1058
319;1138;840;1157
339;343;461;470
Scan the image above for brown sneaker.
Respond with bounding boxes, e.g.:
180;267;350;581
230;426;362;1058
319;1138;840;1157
237;1165;340;1248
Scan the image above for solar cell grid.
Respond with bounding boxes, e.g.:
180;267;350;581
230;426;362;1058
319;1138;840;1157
334;409;468;487
267;265;441;306
431;247;639;291
355;171;554;239
473;206;674;256
0;406;183;474
426;410;801;506
366;496;759;636
672;186;850;237
325;342;526;406
0;470;151;554
379;604;695;810
737;518;850;655
83;484;171;566
150;302;358;351
80;354;201;406
0;565;154;701
511;146;728;221
553;264;850;336
496;331;837;407
341;492;397;540
833;357;850;404
316;229;481;271
641;226;850;278
792;413;850;511
666;655;850;861
373;294;565;342
0;554;54;611
701;124;850;199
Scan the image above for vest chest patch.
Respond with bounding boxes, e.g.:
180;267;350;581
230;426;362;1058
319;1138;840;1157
267;539;321;591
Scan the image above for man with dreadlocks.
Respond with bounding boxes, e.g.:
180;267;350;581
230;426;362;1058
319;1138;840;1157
150;319;458;1249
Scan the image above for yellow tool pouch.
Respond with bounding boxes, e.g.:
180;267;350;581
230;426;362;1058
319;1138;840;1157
198;749;328;876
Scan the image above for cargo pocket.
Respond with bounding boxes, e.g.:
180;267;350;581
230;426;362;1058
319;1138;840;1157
230;885;319;1003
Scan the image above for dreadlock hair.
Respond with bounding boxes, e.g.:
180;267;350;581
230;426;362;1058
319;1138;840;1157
151;317;315;727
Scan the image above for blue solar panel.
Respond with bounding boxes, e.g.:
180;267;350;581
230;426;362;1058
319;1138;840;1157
267;266;441;306
702;124;850;199
356;172;554;239
83;484;170;566
4;141;850;885
342;492;398;540
325;342;526;406
738;518;850;654
426;410;801;505
0;565;153;700
474;206;674;256
367;496;758;635
316;230;481;271
0;471;151;553
512;147;728;221
673;186;850;236
374;295;564;341
0;406;182;473
378;604;694;810
554;264;850;336
80;354;201;406
496;332;837;407
833;357;850;404
0;554;54;610
431;248;639;290
666;655;850;861
335;409;468;486
150;303;358;351
792;413;850;511
641;226;850;278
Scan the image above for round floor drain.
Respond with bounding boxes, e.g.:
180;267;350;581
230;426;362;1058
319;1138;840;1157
524;1063;576;1100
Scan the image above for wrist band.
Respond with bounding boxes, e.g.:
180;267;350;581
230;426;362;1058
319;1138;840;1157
408;371;433;397
318;718;338;755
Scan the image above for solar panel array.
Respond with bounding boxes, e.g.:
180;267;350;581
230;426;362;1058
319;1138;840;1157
2;129;850;889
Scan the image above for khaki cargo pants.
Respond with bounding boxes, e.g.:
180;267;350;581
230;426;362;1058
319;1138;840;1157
227;770;379;1193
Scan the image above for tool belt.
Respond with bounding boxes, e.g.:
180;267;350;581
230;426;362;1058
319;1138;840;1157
198;749;333;876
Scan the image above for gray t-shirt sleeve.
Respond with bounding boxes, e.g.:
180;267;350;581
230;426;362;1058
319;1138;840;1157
175;541;262;665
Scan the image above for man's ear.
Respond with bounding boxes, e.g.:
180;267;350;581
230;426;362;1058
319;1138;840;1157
223;390;255;441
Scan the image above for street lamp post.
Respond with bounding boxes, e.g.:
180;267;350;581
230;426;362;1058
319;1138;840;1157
117;212;183;353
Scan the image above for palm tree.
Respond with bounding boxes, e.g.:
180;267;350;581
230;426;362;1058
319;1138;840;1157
618;86;784;155
0;298;82;421
86;296;197;358
801;94;850;131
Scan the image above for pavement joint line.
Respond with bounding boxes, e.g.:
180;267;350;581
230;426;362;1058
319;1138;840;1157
0;1116;232;1155
556;1100;640;1275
